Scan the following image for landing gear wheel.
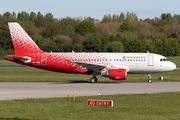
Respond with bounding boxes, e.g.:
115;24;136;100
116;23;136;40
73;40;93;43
148;74;152;83
148;79;152;83
90;77;97;83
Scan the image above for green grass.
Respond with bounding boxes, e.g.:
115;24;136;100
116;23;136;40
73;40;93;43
0;92;180;120
0;56;180;66
0;60;24;66
0;68;180;82
167;56;180;67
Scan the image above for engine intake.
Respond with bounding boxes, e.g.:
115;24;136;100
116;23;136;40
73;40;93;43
101;69;127;80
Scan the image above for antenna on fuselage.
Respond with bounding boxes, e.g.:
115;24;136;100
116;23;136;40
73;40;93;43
72;50;74;53
147;51;149;53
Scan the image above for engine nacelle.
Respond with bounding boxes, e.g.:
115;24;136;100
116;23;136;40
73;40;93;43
101;69;127;80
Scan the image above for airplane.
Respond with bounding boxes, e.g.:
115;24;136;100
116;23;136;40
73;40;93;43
5;22;176;83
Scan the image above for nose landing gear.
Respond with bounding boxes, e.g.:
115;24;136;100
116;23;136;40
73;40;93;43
148;74;152;83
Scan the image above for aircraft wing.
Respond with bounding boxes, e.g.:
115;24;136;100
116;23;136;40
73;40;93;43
6;55;31;63
74;62;130;72
73;62;107;72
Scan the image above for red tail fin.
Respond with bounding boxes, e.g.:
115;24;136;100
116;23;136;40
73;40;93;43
8;22;45;54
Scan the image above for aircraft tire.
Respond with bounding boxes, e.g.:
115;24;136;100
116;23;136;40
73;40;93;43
90;77;97;83
148;79;152;83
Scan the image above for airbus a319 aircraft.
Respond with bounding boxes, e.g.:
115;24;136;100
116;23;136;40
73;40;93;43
5;22;176;83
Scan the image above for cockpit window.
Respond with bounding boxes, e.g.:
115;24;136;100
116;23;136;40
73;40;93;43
160;58;169;62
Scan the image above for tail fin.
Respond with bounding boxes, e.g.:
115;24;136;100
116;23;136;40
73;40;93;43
8;22;45;54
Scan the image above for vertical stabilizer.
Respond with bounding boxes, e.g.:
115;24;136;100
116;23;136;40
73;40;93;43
8;22;45;54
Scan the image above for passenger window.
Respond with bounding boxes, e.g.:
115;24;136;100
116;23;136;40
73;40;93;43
94;59;96;61
119;59;121;61
106;59;107;61
122;59;124;61
102;59;104;61
114;59;116;61
160;59;162;62
53;59;55;61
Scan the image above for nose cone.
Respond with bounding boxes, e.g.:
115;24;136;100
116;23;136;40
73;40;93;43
170;62;176;71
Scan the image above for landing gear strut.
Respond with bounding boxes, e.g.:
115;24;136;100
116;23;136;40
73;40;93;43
148;74;152;83
90;71;98;83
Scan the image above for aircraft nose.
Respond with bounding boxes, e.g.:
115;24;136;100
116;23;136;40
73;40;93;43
170;62;176;71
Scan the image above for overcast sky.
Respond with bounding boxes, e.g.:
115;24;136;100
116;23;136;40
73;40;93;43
1;0;180;20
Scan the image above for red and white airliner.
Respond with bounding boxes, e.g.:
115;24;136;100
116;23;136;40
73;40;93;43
5;22;176;83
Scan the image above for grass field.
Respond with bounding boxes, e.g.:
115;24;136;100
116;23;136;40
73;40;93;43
0;68;180;82
0;56;180;66
0;92;180;120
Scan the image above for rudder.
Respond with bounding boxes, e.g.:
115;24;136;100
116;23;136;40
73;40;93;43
8;22;44;54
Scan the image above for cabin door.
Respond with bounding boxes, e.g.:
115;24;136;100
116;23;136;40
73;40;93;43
41;54;47;66
148;55;154;66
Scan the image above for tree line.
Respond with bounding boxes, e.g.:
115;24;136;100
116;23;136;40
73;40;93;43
0;11;180;56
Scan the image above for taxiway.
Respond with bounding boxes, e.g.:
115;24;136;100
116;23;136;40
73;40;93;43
0;82;180;101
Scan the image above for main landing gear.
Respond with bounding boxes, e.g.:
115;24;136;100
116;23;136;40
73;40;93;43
90;77;97;83
148;74;152;83
90;71;98;83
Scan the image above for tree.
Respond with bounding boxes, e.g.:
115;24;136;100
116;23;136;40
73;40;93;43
119;13;125;23
101;15;109;23
75;20;96;35
3;11;11;18
166;38;178;56
53;35;72;45
72;34;89;44
83;37;101;52
11;12;16;19
126;12;132;22
17;11;29;21
29;12;37;25
120;22;133;32
42;22;74;39
112;14;117;22
152;33;167;41
104;41;124;52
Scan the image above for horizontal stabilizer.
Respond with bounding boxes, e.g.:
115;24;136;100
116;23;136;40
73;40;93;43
6;55;31;63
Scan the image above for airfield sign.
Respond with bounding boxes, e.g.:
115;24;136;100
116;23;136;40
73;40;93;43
87;100;113;107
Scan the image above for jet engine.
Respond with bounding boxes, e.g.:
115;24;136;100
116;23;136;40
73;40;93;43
101;69;127;80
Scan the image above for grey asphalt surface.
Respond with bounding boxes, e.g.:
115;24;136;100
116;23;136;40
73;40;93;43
0;82;180;101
